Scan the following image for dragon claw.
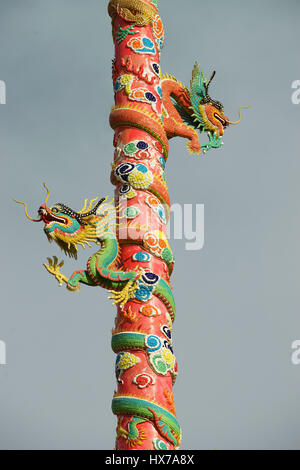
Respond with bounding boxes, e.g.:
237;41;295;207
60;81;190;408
109;268;144;308
43;256;68;287
201;132;223;154
109;279;138;308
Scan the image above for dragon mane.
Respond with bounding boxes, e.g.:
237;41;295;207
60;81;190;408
46;197;117;259
173;62;224;133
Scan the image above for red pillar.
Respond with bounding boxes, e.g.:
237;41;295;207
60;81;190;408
108;0;181;450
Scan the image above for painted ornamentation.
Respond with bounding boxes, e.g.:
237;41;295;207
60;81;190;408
127;36;156;55
133;373;156;389
14;0;246;451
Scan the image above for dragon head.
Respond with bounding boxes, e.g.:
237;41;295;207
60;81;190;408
189;62;248;138
14;184;115;259
189;63;229;137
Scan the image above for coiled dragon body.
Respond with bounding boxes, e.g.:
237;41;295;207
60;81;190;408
14;0;247;449
110;61;235;158
29;194;175;320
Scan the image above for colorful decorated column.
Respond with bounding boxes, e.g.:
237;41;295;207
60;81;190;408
15;0;240;451
108;0;180;451
107;0;239;450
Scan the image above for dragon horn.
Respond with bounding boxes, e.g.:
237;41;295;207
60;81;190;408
80;198;106;218
228;106;250;125
13;199;42;222
205;70;216;92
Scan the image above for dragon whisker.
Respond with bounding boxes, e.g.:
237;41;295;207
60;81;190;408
43;182;51;210
228;106;250;125
13;199;42;222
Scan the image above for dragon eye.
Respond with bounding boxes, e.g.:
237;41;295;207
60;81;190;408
52;207;59;214
213;101;223;112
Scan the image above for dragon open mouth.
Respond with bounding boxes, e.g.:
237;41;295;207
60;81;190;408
38;207;67;226
214;113;228;128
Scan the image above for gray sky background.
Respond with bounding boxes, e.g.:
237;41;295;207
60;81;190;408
1;0;300;449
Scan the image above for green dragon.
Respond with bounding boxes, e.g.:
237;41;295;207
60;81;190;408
113;396;181;448
14;185;175;320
